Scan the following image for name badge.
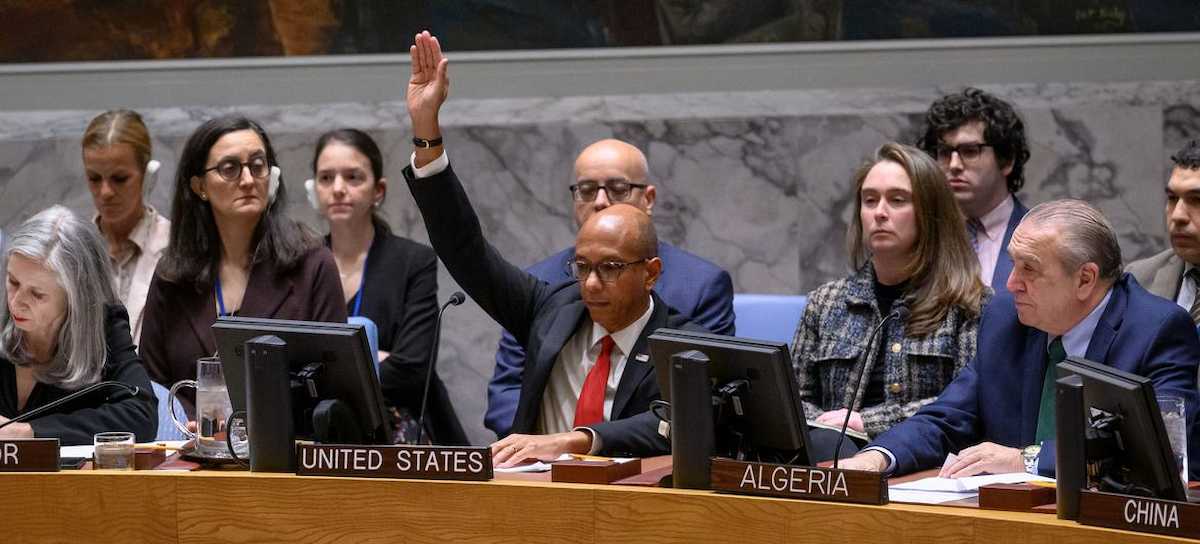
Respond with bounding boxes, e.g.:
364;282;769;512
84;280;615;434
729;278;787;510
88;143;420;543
296;443;492;481
0;439;60;472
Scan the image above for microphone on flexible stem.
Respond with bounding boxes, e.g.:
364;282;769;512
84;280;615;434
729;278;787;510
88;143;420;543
0;381;145;432
833;306;910;470
417;291;466;445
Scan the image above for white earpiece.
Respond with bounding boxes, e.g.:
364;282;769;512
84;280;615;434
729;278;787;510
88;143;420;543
144;159;161;194
267;166;281;204
303;178;320;211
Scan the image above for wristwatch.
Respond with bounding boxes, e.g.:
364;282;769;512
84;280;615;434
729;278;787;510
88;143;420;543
412;136;443;148
1021;444;1042;475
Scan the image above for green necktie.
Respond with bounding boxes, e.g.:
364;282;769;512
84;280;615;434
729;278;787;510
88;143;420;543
1035;337;1067;445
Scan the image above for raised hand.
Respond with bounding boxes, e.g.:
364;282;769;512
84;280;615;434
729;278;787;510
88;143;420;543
407;30;449;140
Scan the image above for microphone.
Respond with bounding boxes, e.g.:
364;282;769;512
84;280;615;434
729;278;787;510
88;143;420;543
416;291;466;444
833;306;910;469
0;381;146;433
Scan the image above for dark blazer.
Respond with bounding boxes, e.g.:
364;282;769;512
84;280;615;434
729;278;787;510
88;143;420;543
140;245;347;411
990;196;1029;297
405;163;705;456
486;241;735;436
870;275;1200;478
0;305;156;445
334;224;468;445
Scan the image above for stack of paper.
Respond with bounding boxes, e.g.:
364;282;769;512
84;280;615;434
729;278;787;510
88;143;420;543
889;472;1054;505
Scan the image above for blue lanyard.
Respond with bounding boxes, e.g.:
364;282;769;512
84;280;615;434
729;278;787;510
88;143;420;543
214;277;229;317
350;251;369;317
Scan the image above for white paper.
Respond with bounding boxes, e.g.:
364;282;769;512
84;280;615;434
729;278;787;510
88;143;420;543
493;462;553;473
891;473;1053;493
888;489;978;504
59;440;190;460
60;445;94;459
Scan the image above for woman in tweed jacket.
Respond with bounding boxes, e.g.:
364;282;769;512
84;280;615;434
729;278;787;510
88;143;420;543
792;143;989;439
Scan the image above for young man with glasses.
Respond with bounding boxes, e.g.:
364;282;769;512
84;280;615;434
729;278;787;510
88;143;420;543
402;31;707;464
484;139;735;439
917;88;1032;297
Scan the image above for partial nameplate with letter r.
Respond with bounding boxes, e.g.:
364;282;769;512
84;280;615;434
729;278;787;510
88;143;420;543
296;443;492;481
0;439;60;472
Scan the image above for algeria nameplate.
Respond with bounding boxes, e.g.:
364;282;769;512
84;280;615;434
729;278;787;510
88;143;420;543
296;443;492;481
709;457;887;505
0;439;60;472
1077;490;1200;539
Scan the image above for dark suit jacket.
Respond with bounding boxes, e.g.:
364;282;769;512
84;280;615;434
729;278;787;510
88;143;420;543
333;224;468;445
140;245;347;412
990;196;1029;297
870;275;1200;478
486;241;735;436
405;163;704;456
0;305;156;445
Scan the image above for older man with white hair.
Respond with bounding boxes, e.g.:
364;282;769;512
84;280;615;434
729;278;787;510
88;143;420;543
838;199;1200;479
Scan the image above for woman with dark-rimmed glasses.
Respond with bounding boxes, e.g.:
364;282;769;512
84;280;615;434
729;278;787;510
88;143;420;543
139;116;346;414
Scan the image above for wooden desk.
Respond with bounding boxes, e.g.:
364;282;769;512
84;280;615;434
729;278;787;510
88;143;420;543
0;470;1190;544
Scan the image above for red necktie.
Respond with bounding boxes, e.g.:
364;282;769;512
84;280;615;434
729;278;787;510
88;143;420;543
573;335;615;427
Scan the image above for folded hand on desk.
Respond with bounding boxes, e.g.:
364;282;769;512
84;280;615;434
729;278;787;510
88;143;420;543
490;431;591;468
0;415;33;439
937;442;1022;478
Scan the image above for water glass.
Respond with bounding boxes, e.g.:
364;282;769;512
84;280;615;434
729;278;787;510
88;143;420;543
1158;395;1188;486
93;432;135;470
168;357;249;459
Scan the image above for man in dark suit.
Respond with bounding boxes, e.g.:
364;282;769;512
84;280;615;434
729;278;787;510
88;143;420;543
1127;140;1200;323
403;32;703;465
917;88;1032;297
484;138;735;437
839;199;1200;478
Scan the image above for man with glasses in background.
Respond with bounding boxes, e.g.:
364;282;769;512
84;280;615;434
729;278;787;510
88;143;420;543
402;31;711;464
917;88;1032;297
485;138;735;438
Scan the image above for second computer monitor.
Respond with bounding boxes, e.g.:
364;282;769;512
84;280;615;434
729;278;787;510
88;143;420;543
649;328;812;463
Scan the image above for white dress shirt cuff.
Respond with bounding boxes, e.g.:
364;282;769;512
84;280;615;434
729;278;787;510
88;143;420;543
860;446;897;474
574;426;603;455
410;150;449;179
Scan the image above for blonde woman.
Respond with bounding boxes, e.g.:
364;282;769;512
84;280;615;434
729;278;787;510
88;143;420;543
792;142;988;442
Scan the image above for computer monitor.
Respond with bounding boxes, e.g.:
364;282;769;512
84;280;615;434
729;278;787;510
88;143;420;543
213;317;389;445
1056;356;1187;502
649;328;813;464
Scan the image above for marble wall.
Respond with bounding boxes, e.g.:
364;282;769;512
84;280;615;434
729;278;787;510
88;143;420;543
2;80;1199;444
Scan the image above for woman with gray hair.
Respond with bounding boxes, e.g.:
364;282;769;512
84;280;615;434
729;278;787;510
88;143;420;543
0;206;155;444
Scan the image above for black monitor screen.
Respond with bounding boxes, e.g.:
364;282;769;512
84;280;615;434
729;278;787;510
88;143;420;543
649;328;811;463
213;317;389;444
1056;356;1186;501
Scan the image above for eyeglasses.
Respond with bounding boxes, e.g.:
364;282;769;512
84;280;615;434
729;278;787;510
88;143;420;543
566;258;649;283
935;143;992;164
203;156;271;182
569;179;648;203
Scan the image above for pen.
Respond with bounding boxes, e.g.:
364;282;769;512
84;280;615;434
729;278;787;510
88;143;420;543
569;453;612;462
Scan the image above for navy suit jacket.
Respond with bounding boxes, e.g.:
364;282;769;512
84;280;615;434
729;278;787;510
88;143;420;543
870;274;1200;478
485;240;735;436
405;164;704;456
989;196;1029;298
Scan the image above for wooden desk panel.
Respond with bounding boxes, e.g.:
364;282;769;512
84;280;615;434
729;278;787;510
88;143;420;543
0;471;1191;544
